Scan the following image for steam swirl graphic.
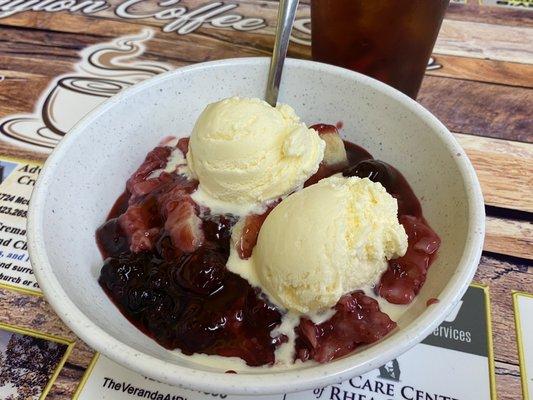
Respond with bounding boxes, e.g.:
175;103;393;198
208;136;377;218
80;29;169;81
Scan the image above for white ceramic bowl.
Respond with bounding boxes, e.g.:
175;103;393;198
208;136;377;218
28;58;484;395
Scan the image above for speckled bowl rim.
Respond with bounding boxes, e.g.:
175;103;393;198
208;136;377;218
28;57;485;395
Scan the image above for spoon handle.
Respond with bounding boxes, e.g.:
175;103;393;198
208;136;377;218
266;0;300;107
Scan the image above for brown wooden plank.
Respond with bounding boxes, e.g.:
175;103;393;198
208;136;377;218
435;18;533;64
0;140;46;163
0;54;76;78
49;363;87;400
446;2;533;28
427;54;533;88
0;18;273;72
0;24;98;52
0;1;283;44
0;22;265;67
0;72;55;115
0;13;141;38
495;361;523;400
455;133;533;212
475;254;532;366
485;217;533;260
419;76;532;143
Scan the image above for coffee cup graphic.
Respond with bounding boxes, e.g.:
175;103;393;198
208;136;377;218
42;77;130;136
0;29;171;152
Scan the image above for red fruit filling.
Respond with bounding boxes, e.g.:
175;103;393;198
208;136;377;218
234;201;279;259
377;215;441;304
96;131;440;366
295;292;396;363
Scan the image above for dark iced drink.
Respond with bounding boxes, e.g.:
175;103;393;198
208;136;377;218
311;0;450;98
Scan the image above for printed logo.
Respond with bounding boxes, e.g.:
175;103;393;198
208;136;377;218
378;359;401;382
0;160;18;185
0;29;171;152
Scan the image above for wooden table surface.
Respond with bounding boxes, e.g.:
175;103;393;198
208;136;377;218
0;1;532;399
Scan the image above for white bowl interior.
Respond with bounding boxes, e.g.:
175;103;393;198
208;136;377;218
29;58;483;394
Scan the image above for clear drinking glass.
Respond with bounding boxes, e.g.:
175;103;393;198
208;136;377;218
311;0;450;99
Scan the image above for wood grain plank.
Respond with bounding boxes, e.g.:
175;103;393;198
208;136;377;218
427;54;533;88
419;76;532;143
474;254;532;366
0;54;76;78
0;11;142;38
0;21;269;124
0;1;282;42
495;361;523;400
0;73;55;115
0;12;295;64
455;133;533;212
48;362;88;400
0;140;47;163
435;18;533;64
0;20;270;68
0;25;99;51
485;217;532;260
446;2;533;28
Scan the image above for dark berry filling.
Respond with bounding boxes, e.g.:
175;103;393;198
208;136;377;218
99;249;282;366
96;126;440;366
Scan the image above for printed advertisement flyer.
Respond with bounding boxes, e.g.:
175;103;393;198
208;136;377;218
0;157;42;295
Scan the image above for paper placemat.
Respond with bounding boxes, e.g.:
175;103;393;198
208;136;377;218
0;1;531;398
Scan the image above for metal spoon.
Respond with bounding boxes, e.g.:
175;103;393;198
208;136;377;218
265;0;300;107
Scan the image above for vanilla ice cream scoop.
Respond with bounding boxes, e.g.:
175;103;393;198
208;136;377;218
253;176;408;313
186;97;325;215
